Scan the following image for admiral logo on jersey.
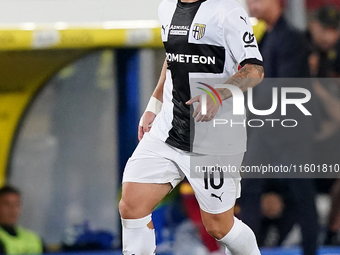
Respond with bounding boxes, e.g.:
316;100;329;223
193;23;206;40
169;25;190;36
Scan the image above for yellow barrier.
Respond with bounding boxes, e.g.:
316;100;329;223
0;20;266;51
0;23;163;51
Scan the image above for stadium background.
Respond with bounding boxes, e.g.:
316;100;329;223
0;0;339;254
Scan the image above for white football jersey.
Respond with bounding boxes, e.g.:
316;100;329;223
150;0;263;155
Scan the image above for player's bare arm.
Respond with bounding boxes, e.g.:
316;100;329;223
187;63;264;122
151;59;167;102
219;63;264;100
138;60;167;141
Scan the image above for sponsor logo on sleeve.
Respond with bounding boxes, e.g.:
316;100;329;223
243;32;256;48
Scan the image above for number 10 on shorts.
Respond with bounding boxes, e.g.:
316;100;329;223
204;171;224;190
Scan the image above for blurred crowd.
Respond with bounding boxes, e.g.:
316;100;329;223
181;1;340;255
0;186;44;255
0;185;115;255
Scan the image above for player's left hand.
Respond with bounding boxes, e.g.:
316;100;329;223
186;95;220;122
138;111;156;141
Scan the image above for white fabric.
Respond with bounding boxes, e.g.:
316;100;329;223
151;0;263;155
210;251;225;255
122;214;152;229
218;217;261;255
223;5;262;65
122;132;243;214
122;215;156;255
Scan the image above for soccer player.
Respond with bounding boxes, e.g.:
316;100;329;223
119;0;264;254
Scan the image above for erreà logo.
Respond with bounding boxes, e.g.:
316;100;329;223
196;82;222;115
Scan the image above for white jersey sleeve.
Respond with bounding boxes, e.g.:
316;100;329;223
223;6;263;66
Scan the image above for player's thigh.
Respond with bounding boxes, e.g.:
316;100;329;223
120;133;184;219
120;182;172;219
122;132;184;187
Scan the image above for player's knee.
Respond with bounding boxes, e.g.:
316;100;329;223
204;223;228;240
202;211;234;240
119;196;155;219
119;199;136;219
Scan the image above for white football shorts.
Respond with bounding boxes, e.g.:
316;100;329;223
122;132;244;214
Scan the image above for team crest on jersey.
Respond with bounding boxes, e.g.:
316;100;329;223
192;23;206;40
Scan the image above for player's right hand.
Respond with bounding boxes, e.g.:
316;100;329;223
138;111;157;141
186;94;220;122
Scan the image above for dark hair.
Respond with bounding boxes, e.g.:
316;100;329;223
0;186;21;198
316;5;340;29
